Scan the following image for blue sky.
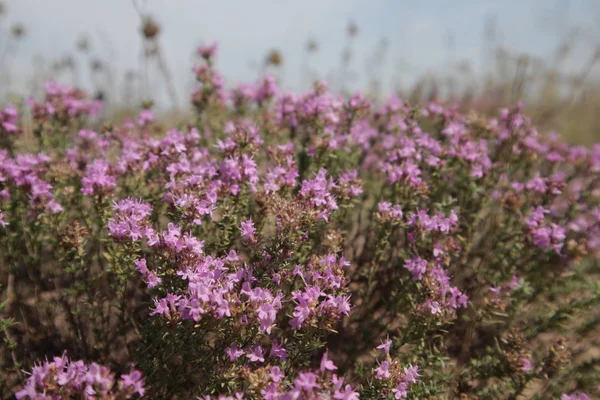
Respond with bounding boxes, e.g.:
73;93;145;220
2;0;599;107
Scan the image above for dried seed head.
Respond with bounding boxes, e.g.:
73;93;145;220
422;274;441;299
90;59;104;72
543;336;571;377
244;366;269;393
505;349;523;372
76;35;89;52
59;221;89;250
266;49;282;66
141;16;160;39
347;21;358;37
506;328;526;351
141;100;154;110
502;191;522;212
566;238;587;263
125;70;137;81
323;230;343;252
11;23;25;38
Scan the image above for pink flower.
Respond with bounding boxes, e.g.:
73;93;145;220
426;300;441;315
403;364;420;384
0;212;8;227
137;109;155;127
320;350;337;372
404;257;427;280
294;372;319;392
375;361;390;379
509;274;522;290
376;337;392;355
246;344;264;363
561;392;592;400
269;340;288;360
269;366;284;382
520;357;534;372
120;368;145;396
489;286;502;296
198;41;218;59
226;343;244;362
392;382;408;399
239;219;256;240
333;384;360;400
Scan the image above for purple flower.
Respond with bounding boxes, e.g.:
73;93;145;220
269;366;284;382
144;272;162;289
245;344;265;363
378;202;392;213
404;257;427;280
375;361;391;379
81;159;116;196
120;368;146;396
137;109;155;127
520;357;534;372
226;343;244;362
0;212;7;228
320;350;338;372
108;198;155;242
376;337;392;355
239;218;256;240
294;372;320;392
562;393;592;400
425;299;442;315
403;364;420;384
269;340;288;360
198;41;218;59
489;286;502;297
392;382;408;399
333;385;360;400
509;274;522;290
15;353;141;399
257;301;279;334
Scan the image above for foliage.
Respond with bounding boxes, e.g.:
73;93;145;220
0;45;599;399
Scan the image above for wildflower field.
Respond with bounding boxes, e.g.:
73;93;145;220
0;39;600;399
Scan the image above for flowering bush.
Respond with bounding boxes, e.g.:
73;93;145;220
1;45;600;399
15;354;144;399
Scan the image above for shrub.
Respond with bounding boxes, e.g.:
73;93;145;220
1;45;599;399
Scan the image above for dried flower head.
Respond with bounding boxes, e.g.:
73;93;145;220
141;16;160;39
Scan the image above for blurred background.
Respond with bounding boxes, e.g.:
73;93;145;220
1;0;600;142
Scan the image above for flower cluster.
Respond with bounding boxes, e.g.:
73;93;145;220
107;198;155;242
372;341;421;399
0;104;19;134
31;81;103;119
561;392;592;400
16;353;144;399
0;150;62;214
81;159;116;196
2;43;600;399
